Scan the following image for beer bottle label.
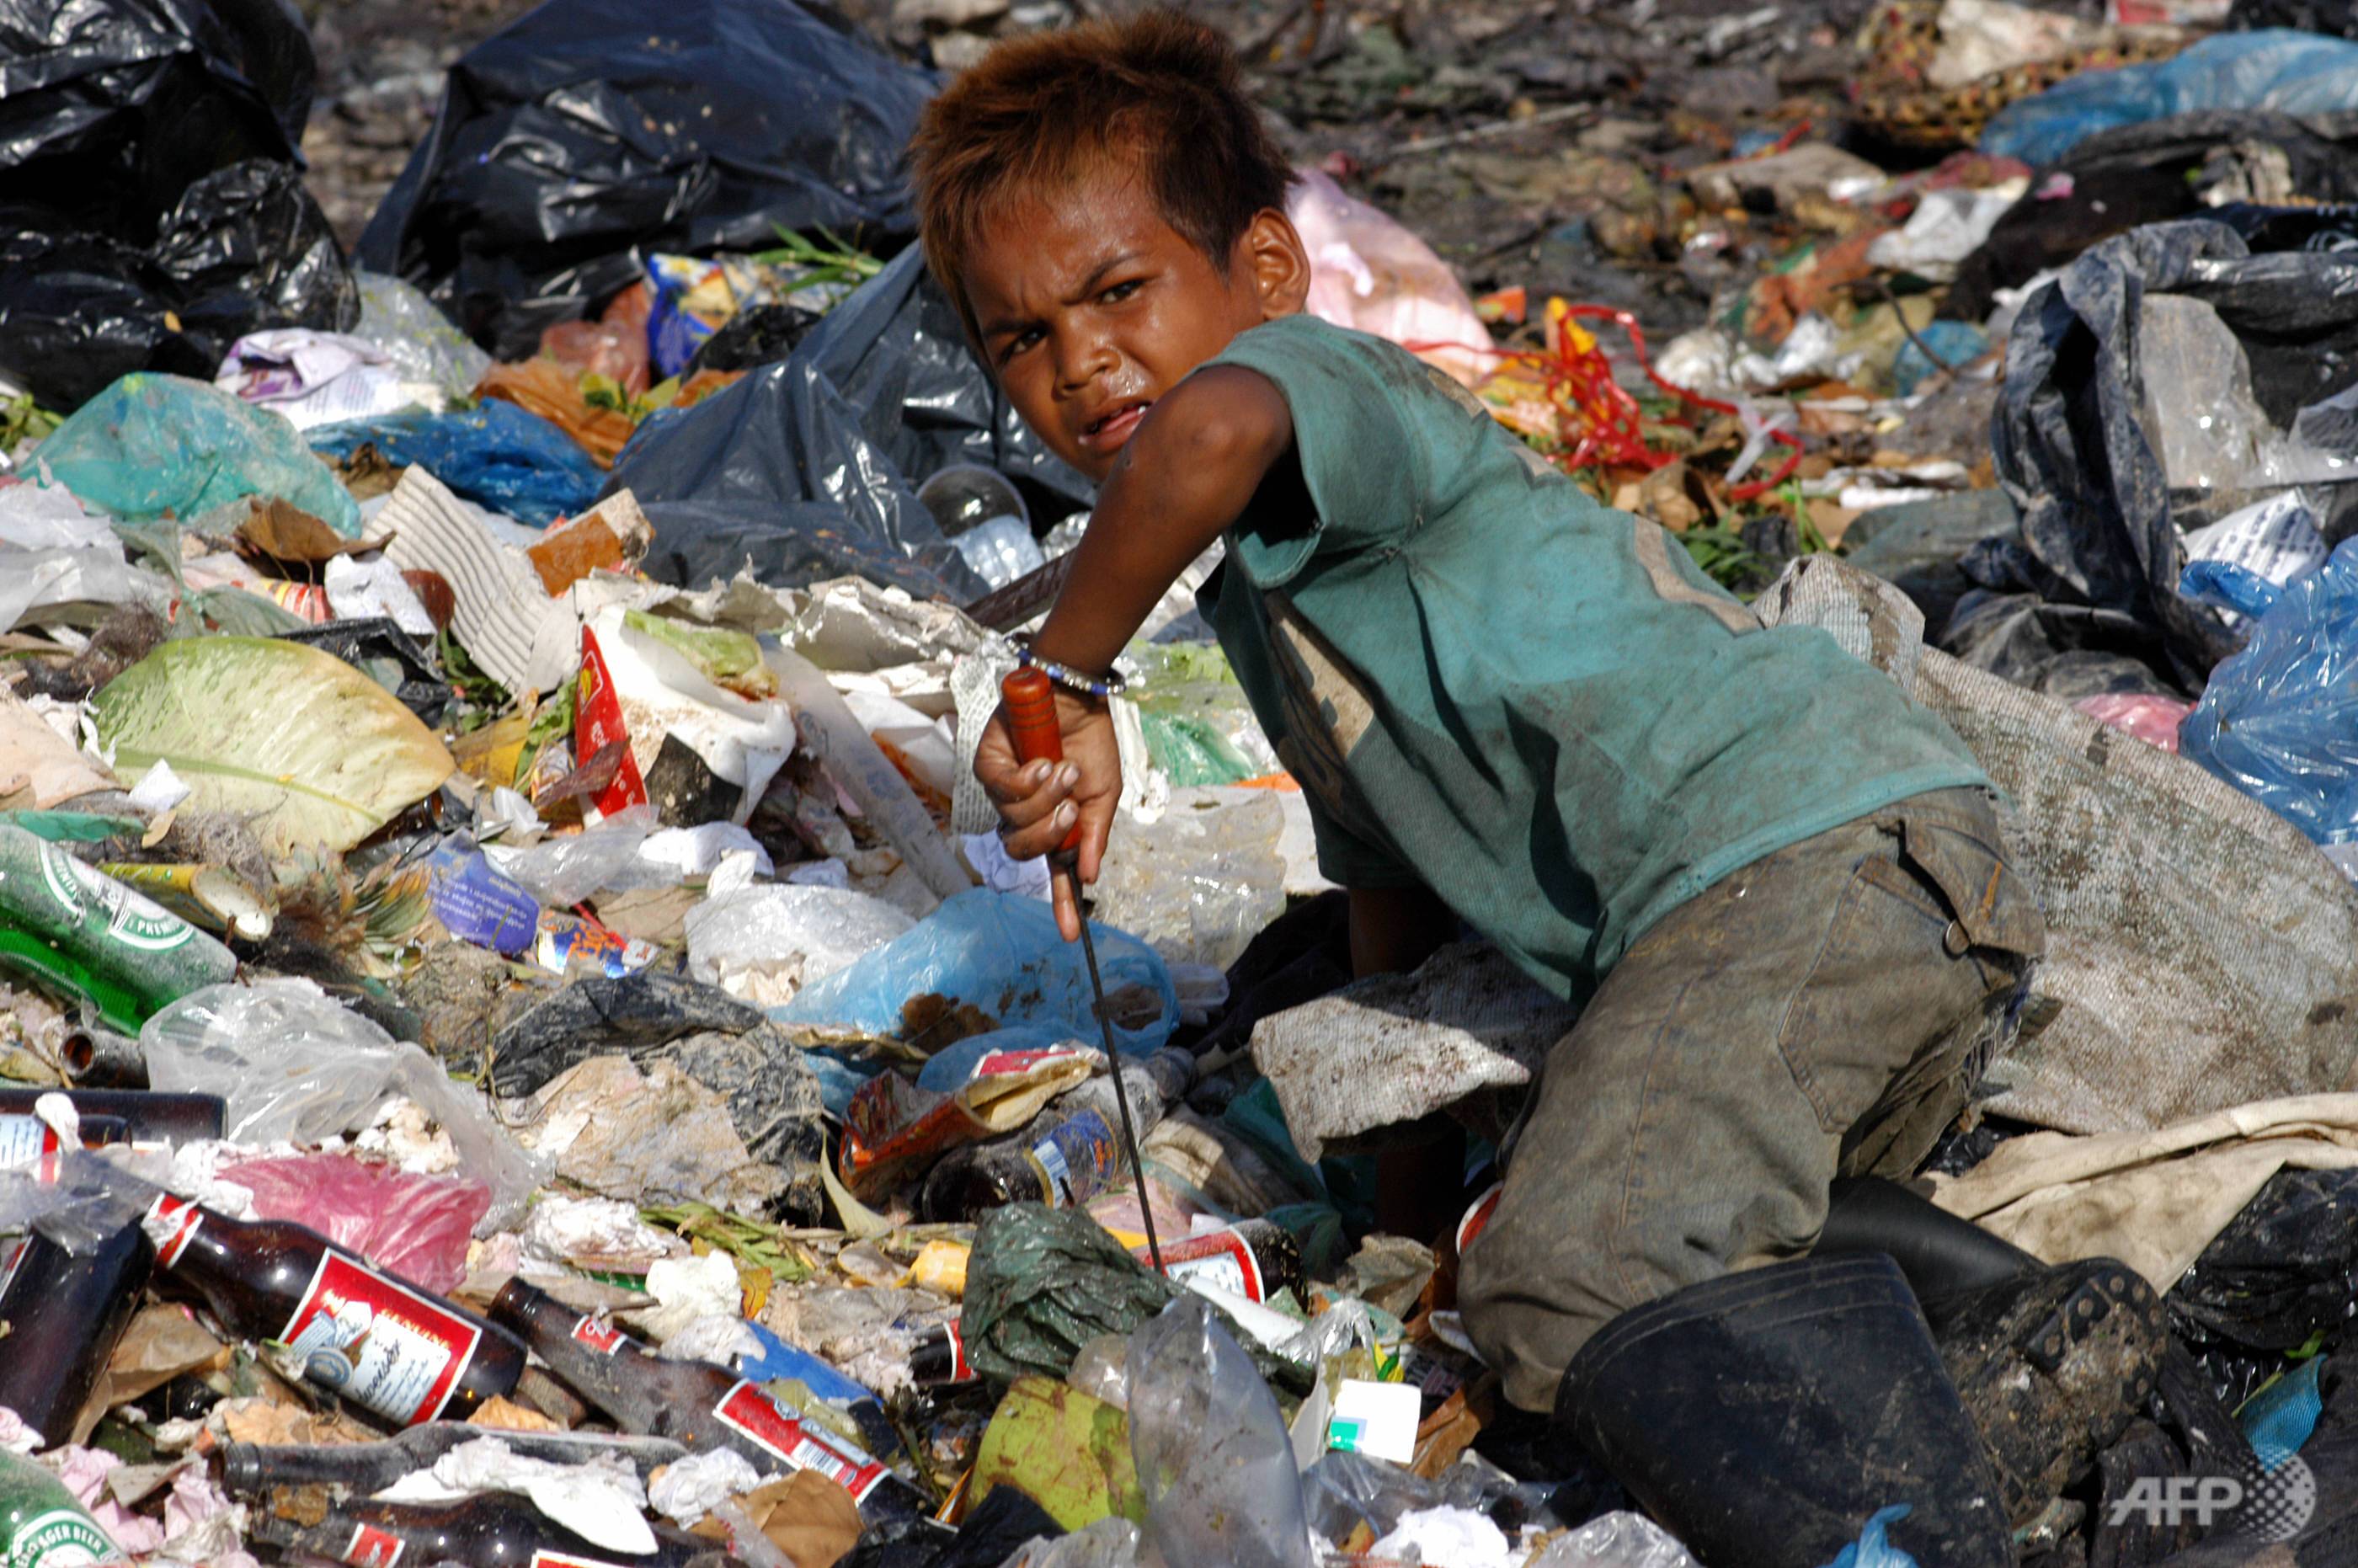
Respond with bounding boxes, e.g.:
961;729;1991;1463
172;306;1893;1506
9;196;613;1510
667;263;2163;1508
139;1194;204;1267
280;1255;483;1426
34;837;195;953
0;1117;67;1183
568;1314;627;1355
711;1379;889;1502
1024;1109;1115;1208
5;1505;126;1565
1142;1228;1266;1303
338;1523;405;1566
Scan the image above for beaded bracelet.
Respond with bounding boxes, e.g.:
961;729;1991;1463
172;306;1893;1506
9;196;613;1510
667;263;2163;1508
1014;644;1128;699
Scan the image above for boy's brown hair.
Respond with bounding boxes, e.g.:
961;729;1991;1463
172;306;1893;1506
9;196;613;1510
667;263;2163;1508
909;9;1295;342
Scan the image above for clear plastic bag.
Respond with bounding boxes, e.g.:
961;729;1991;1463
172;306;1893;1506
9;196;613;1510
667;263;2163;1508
488;806;659;909
1527;1512;1700;1568
776;888;1178;1057
354;272;491;408
1124;1296;1315;1568
1090;792;1286;970
140;978;547;1229
685;883;916;1007
2179;537;2358;845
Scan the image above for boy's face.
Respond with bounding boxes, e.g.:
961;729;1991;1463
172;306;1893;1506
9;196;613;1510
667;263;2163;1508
962;163;1308;482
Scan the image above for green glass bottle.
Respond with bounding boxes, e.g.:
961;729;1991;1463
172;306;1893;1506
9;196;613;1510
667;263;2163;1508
0;824;236;1036
0;1448;126;1565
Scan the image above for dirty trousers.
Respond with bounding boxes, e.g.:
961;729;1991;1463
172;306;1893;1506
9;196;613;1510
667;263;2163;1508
1457;787;2046;1414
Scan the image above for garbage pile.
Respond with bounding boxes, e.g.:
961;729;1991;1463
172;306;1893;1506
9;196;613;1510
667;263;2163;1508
11;0;2358;1565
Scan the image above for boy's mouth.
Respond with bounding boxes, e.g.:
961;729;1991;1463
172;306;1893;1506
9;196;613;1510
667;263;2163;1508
1079;398;1152;455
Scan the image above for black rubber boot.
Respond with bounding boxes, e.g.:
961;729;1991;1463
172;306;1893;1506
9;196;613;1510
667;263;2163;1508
1820;1175;2042;1315
1930;1256;2167;1529
1555;1253;2013;1568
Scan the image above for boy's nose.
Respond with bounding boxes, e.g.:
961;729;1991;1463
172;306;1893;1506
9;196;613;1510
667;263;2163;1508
1054;331;1119;393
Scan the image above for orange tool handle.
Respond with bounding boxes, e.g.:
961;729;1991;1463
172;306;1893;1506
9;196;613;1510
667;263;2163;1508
1000;666;1082;856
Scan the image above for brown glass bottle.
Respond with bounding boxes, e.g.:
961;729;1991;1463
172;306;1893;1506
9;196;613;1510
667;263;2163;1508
0;1208;154;1444
139;1192;524;1427
0;1090;223;1144
915;1050;1192;1223
220;1425;688;1496
491;1278;930;1523
1136;1219;1304;1304
907;1319;975;1389
0;1113;127;1178
251;1495;719;1567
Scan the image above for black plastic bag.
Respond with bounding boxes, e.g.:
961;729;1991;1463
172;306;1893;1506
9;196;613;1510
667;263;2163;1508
0;0;312;245
0;159;356;412
2171;1167;2358;1411
355;0;939;359
608;246;1093;598
1948;110;2358;324
2230;0;2358;35
0;229;219;409
150;161;360;336
1971;215;2358;694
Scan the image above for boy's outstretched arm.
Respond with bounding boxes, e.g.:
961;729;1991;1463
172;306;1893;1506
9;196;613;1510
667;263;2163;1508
977;364;1294;938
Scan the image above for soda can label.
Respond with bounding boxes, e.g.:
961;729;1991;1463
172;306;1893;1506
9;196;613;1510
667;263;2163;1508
712;1379;889;1502
279;1253;483;1426
0;1116;67;1182
1455;1181;1503;1258
1143;1228;1265;1303
139;1194;204;1267
569;1314;626;1356
340;1523;405;1566
944;1320;972;1383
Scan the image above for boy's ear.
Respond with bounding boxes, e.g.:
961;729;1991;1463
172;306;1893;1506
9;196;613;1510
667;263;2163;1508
1240;208;1311;320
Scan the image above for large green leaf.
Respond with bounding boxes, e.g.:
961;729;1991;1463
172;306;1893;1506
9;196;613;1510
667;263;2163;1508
92;637;455;854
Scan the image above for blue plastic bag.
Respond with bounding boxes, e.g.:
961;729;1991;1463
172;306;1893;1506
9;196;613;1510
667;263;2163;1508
2240;1356;2328;1472
1983;31;2358;168
1818;1505;1919;1568
1892;322;1987;397
38;374;361;536
307;400;601;527
2179;539;2358;846
775;888;1177;1061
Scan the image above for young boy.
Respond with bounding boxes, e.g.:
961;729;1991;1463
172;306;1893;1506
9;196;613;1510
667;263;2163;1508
915;16;2160;1564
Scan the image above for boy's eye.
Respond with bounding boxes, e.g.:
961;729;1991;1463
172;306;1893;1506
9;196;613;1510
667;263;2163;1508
1001;328;1044;362
1100;279;1143;303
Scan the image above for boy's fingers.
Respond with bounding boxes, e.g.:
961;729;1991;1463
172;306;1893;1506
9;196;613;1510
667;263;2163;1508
976;755;1056;806
1049;866;1082;942
999;797;1081;861
992;771;1075;831
1074;794;1115;888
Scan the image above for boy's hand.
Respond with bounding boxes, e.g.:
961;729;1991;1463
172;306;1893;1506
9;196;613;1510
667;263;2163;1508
974;691;1122;941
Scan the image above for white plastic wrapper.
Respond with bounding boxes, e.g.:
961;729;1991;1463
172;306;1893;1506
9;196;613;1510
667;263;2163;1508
2183;491;2329;630
378;1437;654;1555
0;474;114;551
647;1448;763;1527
